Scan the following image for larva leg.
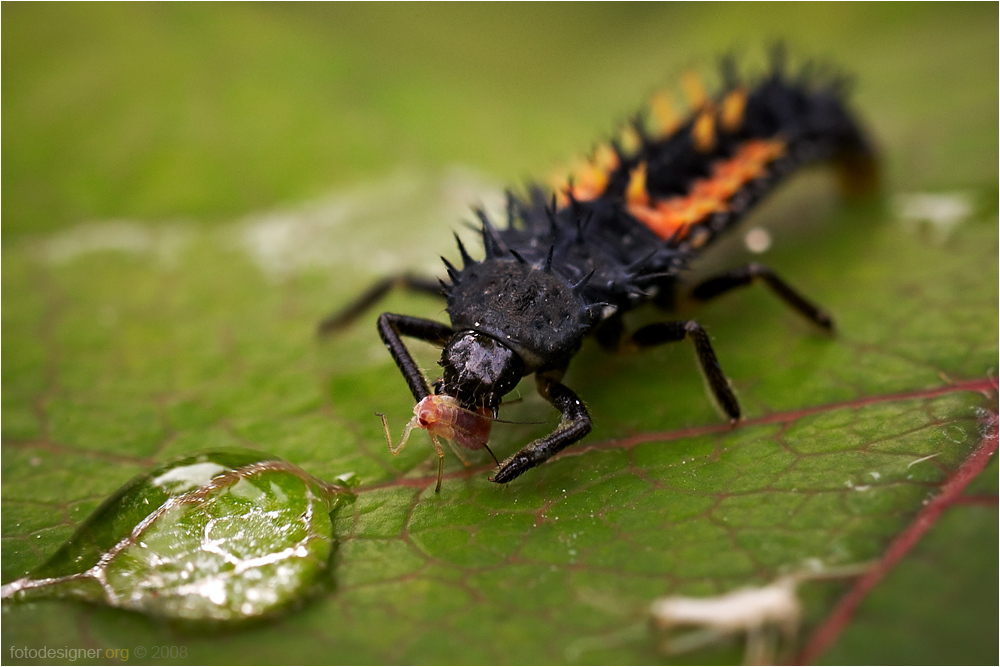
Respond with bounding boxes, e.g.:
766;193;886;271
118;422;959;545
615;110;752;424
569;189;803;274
592;311;626;351
376;313;454;402
491;372;592;484
630;320;741;421
318;275;444;335
690;263;834;332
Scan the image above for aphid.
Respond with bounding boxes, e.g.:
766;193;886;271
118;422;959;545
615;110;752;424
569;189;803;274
378;394;497;492
322;48;877;488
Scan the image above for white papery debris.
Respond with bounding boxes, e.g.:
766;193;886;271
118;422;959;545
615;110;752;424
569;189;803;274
649;562;871;665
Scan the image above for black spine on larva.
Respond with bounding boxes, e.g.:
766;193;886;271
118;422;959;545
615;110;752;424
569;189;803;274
446;56;875;326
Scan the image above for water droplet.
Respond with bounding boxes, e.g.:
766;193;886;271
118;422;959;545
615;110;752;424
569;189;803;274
1;449;353;624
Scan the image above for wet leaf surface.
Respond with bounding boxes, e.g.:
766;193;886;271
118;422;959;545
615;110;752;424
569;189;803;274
3;4;997;664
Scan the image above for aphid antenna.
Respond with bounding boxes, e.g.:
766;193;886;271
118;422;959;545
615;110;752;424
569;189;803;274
482;443;500;467
489;416;547;425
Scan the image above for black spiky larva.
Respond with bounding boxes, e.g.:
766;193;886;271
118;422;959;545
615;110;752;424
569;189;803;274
320;51;878;490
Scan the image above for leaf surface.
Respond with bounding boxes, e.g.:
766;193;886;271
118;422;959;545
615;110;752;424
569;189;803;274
2;4;997;664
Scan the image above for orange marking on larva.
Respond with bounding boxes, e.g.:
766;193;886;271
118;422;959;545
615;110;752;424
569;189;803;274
628;138;787;240
682;71;708;109
627;204;687;241
626;161;649;207
721;88;747;132
649;90;679;136
571;162;607;202
594;143;619;171
692;110;717;152
563;144;620;203
573;149;619;201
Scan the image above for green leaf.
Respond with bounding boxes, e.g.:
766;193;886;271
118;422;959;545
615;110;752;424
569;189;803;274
819;502;999;666
2;450;351;623
3;4;997;665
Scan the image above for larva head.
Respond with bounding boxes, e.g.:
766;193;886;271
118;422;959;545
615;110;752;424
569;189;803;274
437;331;524;416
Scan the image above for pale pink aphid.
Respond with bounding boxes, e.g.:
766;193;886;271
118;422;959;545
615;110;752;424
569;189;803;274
378;394;498;492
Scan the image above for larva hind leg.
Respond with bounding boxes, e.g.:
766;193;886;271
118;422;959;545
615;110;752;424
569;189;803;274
629;320;741;421
318;275;444;335
690;263;834;332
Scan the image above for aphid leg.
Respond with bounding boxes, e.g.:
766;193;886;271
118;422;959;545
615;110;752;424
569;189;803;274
428;433;446;493
690;263;834;332
378;410;448;493
318;275;444;335
444;439;472;467
377;313;454;401
491;372;592;484
377;412;418;455
630;320;741;421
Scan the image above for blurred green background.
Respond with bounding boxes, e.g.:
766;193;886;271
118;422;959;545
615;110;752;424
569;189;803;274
4;3;997;238
3;3;997;665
